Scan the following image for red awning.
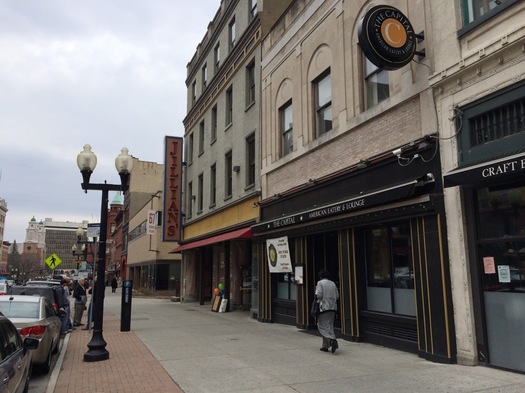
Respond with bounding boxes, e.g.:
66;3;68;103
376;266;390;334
171;227;252;253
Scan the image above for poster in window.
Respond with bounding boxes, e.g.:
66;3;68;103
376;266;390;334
266;236;292;273
498;265;511;283
483;257;496;274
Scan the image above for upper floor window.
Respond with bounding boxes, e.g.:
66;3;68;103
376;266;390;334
202;63;208;89
314;71;332;136
214;43;220;72
280;101;293;157
187;181;193;218
210;164;217;206
225;86;233;126
462;0;509;24
250;0;257;20
229;17;236;50
191;80;197;105
211;105;218;143
187;133;194;164
458;81;525;165
197;173;203;213
225;151;233;198
246;134;255;186
198;120;205;155
364;57;389;109
246;60;255;107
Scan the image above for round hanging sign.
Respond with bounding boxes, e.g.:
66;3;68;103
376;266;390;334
358;5;417;70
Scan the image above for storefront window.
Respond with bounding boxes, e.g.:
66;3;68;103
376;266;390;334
276;272;296;300
365;222;415;316
477;185;525;291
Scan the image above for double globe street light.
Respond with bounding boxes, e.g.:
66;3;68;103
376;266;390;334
76;144;133;362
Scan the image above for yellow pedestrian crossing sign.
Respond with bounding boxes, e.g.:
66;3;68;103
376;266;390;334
45;253;62;269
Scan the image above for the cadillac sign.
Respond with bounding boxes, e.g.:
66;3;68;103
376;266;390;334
358;5;417;70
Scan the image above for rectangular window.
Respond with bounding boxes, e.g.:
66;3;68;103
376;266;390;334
280;101;293;157
225;151;232;198
365;222;415;316
187;133;194;164
214;43;220;72
314;71;332;136
197;173;203;213
229;17;236;50
191;80;197;105
225;86;233;126
202;63;208;89
458;81;525;165
250;0;257;19
211;105;218;143
187;181;193;218
246;61;255;107
462;0;510;25
246;134;255;186
198;120;205;155
364;57;389;109
210;164;216;206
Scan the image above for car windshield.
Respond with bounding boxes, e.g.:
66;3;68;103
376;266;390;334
0;301;39;319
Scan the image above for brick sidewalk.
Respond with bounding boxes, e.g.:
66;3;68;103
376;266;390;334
52;314;183;393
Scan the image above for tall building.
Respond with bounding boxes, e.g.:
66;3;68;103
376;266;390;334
432;0;525;373
125;158;182;291
249;0;456;363
43;217;89;272
177;0;261;309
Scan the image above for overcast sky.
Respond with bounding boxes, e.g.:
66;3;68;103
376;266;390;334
0;0;220;243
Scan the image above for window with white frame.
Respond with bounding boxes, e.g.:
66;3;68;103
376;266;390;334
250;0;257;20
214;43;220;72
210;164;216;206
314;71;332;136
202;63;208;89
364;57;389;109
211;105;217;143
229;17;236;50
197;173;203;213
198;120;205;155
187;133;194;164
462;0;509;25
280;101;293;157
191;80;197;105
187;181;193;218
246;134;255;186
246;60;255;107
225;151;233;198
225;86;233;126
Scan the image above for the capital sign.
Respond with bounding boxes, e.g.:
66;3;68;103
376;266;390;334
358;5;417;70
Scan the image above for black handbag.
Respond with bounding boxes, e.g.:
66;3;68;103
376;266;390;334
310;299;320;318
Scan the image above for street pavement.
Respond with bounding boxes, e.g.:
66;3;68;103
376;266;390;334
41;289;525;393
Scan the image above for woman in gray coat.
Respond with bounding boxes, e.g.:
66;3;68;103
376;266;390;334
315;269;339;353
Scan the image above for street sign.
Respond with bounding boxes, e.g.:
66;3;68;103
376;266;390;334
45;253;62;269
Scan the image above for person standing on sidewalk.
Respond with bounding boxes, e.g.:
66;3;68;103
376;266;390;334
73;278;88;326
315;269;339;353
111;276;118;293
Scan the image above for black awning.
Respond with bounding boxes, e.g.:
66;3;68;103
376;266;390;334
443;153;525;188
252;178;422;234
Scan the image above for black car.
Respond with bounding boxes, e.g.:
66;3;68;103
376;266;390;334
0;315;39;393
7;285;63;315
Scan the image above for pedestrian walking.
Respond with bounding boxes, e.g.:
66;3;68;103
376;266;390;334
315;269;339;353
58;279;71;337
73;278;88;326
63;277;74;332
111;276;118;293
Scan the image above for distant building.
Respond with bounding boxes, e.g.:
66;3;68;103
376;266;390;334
23;217;46;269
42;217;89;272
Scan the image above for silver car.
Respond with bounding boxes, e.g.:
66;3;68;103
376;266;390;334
0;295;61;374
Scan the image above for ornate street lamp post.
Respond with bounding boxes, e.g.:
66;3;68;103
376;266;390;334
76;144;133;362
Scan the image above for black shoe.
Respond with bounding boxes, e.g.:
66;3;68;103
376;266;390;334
331;339;338;353
320;347;329;352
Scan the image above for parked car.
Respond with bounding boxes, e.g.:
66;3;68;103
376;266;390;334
25;280;61;287
0;295;61;374
0;314;39;393
8;285;63;314
0;283;7;295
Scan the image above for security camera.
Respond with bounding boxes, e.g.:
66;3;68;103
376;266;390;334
392;148;402;156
